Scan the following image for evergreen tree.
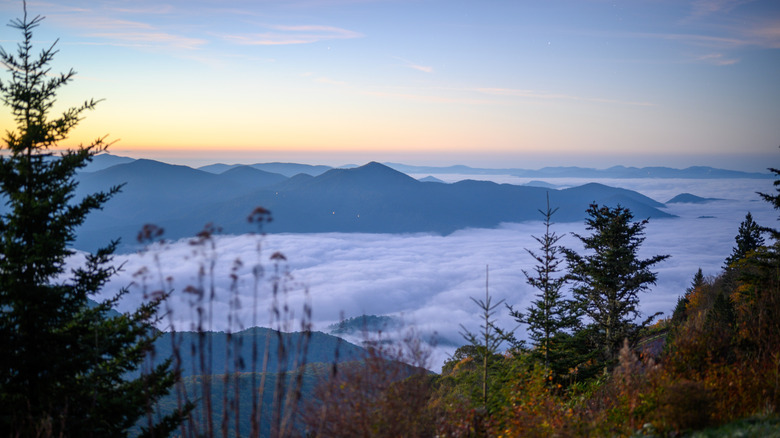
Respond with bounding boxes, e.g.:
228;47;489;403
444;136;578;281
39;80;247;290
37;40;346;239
671;268;704;326
758;164;780;242
460;266;506;410
724;212;765;268
511;194;580;376
688;267;705;293
0;6;184;436
735;162;780;361
564;204;669;370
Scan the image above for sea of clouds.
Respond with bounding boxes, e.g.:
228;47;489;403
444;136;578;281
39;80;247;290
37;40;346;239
75;176;777;371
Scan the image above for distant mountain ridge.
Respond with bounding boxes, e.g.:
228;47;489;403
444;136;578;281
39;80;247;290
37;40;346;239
198;162;332;177
86;153;771;179
385;163;772;179
61;156;682;253
79;153;136;173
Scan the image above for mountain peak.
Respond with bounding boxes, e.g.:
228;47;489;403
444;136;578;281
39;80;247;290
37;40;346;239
314;161;418;189
666;193;723;204
351;161;417;181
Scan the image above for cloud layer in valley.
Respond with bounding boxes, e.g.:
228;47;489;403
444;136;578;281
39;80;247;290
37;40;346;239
78;177;777;370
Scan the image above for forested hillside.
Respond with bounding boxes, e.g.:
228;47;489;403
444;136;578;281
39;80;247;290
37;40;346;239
297;171;780;437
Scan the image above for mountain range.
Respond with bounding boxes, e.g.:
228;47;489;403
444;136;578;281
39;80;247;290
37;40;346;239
385;163;773;179
64;154;689;253
80;155;771;180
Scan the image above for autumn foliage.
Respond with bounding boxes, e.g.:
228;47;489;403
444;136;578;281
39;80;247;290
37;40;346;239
302;172;780;437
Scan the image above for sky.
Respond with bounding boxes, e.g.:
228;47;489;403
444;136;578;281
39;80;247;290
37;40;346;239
79;176;777;370
1;0;779;170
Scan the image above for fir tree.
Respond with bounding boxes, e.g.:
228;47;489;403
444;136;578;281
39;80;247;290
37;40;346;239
564;204;669;370
688;267;705;293
724;212;765;268
758;164;780;242
671;268;704;326
511;194;580;376
460;266;506;410
0;5;185;436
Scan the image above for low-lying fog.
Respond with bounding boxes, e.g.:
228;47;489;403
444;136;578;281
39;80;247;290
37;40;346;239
79;177;777;371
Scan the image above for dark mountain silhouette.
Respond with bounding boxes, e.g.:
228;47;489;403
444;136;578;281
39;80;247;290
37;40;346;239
276;173;316;190
77;159;233;216
148;327;367;378
69;158;675;253
295;161;419;191
142;330;423;438
74;159;261;250
79;153;136;173
563;182;666;207
666;193;724;204
218;165;288;187
197;162;241;174
418;175;445;183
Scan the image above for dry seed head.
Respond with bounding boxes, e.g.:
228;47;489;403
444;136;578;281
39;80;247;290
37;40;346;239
248;206;272;224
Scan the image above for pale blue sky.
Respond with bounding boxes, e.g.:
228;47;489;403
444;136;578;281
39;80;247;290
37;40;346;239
1;0;779;170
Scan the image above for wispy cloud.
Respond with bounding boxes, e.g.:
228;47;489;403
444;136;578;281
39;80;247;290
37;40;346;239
631;21;780;52
680;2;780;50
45;13;206;50
476;88;655;107
22;2;91;14
301;72;349;88
739;18;780;49
694;53;739;65
221;24;362;46
408;64;434;74
83;31;206;50
50;15;154;31
593;9;779;52
627;31;748;49
690;0;751;17
395;57;434;73
109;5;176;15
